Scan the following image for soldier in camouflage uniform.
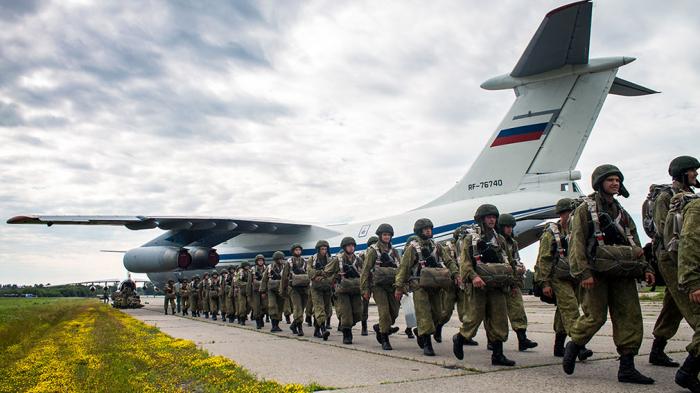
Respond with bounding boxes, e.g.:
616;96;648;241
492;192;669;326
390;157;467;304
442;226;478;346
189;275;200;317
224;270;235;323
261;251;287;332
535;198;592;359
356;237;376;337
452;205;515;366
164;279;177;315
361;225;401;350
497;213;538;351
675;198;700;392
180;278;190;316
208;272;221;321
218;270;228;320
326;237;364;344
236;262;252;325
282;244;309;336
309;240;333;340
650;156;700;368
200;272;210;318
562;164;655;384
251;254;267;329
396;218;458;356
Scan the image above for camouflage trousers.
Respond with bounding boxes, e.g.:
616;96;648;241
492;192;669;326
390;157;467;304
551;278;582;335
181;293;190;312
267;289;286;321
440;283;468;326
189;293;199;313
225;287;235;318
284;295;292;318
413;287;443;336
570;276;643;356
202;291;210;312
335;293;362;329
208;290;220;315
164;296;176;312
459;286;509;343
505;287;528;331
372;285;400;334
653;252;700;355
311;288;332;326
289;287;309;324
306;291;314;319
250;290;266;319
237;291;250;320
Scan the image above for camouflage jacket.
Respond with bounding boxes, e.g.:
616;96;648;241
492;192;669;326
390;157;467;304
281;256;307;293
360;242;400;294
679;199;700;293
458;228;510;283
535;220;567;287
396;237;457;292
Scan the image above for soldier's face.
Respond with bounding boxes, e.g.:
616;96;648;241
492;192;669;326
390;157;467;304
484;215;497;228
257;259;265;266
502;226;513;236
344;244;355;254
293;248;302;257
319;246;328;256
686;168;698;185
559;211;572;223
381;233;392;243
421;227;433;238
602;176;620;195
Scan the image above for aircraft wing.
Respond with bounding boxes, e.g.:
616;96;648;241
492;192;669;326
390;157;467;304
7;215;341;248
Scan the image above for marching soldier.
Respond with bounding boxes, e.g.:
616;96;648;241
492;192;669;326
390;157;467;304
237;262;253;325
326;237;363;344
209;272;221;321
308;240;333;340
189;275;200;317
225;270;235;323
649;156;700;367
180;278;190;316
675;197;700;392
452;205;515;366
219;270;228;321
562;164;655;384
442;226;477;346
534;198;592;360
282;244;309;337
356;236;376;336
498;213;538;351
164;279;176;315
200;272;210;318
251;254;267;329
261;251;287;332
361;224;401;350
395;218;458;356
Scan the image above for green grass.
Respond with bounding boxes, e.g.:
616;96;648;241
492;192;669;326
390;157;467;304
0;298;323;393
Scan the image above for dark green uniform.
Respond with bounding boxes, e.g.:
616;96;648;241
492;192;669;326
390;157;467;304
180;281;190;315
237;266;253;324
361;242;400;335
326;252;363;330
502;235;527;330
308;253;333;331
164;281;176;314
200;275;210;316
208;274;221;320
261;255;286;332
251;258;267;328
282;255;309;335
189;277;200;317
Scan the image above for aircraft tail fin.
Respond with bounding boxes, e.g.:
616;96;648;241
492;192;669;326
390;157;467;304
421;1;656;208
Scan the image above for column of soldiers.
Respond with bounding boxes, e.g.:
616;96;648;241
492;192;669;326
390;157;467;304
158;157;700;392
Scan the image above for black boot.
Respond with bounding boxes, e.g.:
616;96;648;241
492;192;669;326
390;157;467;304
314;325;322;338
342;328;353;345
382;333;393;351
578;346;594;361
516;329;538;351
491;341;515;366
297;324;304;337
434;323;444;343
649;338;680;367
554;333;566;357
240;317;246;326
285;314;291;324
465;338;478;346
321;324;330;341
164;309;168;315
389;326;400;335
675;353;700;392
415;330;425;349
271;319;282;332
265;314;270;322
373;324;382;344
406;327;415;339
361;321;368;336
228;316;235;323
212;313;217;321
618;354;654;384
453;333;465;360
256;318;263;329
290;321;299;335
306;315;312;327
487;341;493;351
563;341;582;374
423;335;435;356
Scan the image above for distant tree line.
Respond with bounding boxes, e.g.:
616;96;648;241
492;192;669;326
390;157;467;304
0;282;157;297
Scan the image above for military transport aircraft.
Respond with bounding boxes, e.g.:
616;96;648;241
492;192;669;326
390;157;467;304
7;1;657;290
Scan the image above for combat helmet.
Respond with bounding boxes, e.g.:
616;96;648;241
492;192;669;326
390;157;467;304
240;261;250;268
669;155;700;187
290;243;303;253
315;240;330;250
272;251;285;260
366;236;379;247
375;223;394;236
254;254;265;263
555;198;576;214
340;237;356;249
498;213;516;228
474;204;499;221
591;164;629;198
413;218;434;238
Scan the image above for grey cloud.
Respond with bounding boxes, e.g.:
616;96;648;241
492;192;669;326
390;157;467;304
0;101;24;126
0;0;43;22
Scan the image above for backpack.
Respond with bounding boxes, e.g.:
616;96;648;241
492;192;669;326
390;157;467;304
642;184;674;239
664;192;700;262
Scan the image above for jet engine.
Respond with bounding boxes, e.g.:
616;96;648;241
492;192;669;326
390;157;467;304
123;246;192;273
187;247;220;269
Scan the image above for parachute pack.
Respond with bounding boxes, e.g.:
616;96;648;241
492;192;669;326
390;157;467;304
642;184;674;239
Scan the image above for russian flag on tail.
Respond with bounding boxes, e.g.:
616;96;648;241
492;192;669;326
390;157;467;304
491;122;548;147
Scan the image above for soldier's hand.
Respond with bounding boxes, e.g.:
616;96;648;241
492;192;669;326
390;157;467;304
645;272;655;286
581;277;595;289
454;277;462;288
394;290;403;302
363;292;370;301
543;286;553;298
690;289;700;304
472;276;486;288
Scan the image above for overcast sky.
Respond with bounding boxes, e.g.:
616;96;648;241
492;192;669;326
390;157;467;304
1;0;698;285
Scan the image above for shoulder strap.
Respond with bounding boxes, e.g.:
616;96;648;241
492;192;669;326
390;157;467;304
585;197;606;247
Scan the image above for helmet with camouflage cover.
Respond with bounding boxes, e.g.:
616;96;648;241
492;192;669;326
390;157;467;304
498;213;516;228
211;271;219;277
272;251;285;260
254;254;265;262
668;155;700;187
290;243;303;253
591;164;629;198
555;198;576;214
375;223;394;236
413;218;434;237
193;275;200;280
240;261;250;268
474;204;499;221
340;237;356;248
315;240;330;250
367;236;379;247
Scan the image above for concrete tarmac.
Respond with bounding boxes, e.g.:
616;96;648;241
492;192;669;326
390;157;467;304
123;296;693;392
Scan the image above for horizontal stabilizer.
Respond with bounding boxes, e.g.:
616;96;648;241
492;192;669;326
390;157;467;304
609;77;659;96
511;0;592;77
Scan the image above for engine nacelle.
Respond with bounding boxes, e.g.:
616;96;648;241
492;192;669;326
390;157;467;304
188;247;220;269
123;246;192;273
